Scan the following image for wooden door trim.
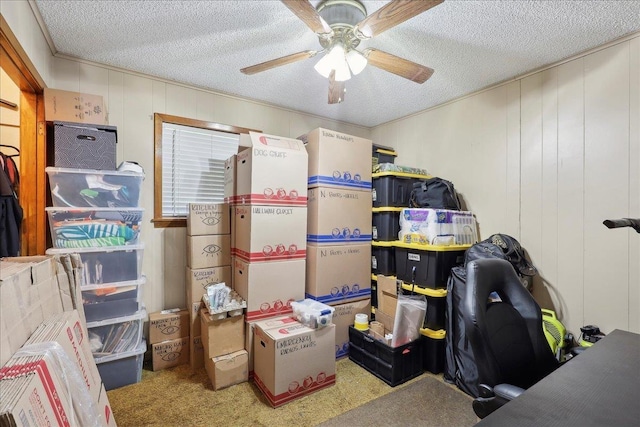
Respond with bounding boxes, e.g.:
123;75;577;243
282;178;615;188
1;14;47;255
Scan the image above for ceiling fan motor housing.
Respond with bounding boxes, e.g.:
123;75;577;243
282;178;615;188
316;0;367;49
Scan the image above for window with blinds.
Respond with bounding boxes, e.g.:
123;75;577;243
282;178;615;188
161;123;239;217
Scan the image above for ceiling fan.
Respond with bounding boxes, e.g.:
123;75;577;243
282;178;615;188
240;0;443;104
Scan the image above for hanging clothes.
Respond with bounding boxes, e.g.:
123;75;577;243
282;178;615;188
0;152;23;257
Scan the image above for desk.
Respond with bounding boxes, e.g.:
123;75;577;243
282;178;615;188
476;329;640;427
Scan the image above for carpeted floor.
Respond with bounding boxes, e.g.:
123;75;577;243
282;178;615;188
107;357;474;426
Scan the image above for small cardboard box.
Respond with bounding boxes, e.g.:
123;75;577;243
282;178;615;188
233;257;305;321
186;234;231;269
151;337;189;371
299;127;372;191
200;310;245;359
186;265;232;304
245;315;298;375
44;88;108;125
190;335;205;370
236;132;308;206
234;205;307;262
187;203;231;236
254;321;336;407
332;299;371;358
307;187;372;244
205;349;249;391
377;275;399;318
306;243;371;304
148;309;190;344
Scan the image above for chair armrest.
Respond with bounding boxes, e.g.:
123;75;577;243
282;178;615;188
494;384;525;401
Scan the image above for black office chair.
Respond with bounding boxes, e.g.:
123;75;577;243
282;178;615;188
463;258;560;419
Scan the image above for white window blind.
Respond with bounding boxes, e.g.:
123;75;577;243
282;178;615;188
161;123;239;217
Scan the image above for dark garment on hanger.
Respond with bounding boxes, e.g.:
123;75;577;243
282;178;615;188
0;164;22;257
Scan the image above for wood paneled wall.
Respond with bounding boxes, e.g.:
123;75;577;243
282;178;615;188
372;37;640;336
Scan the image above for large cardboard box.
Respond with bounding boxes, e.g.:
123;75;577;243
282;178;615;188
306;243;371;304
189;335;205;370
200;310;244;359
187;203;231;236
224;154;237;204
44;88;108;125
245;315;298;375
234;205;307;262
0;256;65;366
254;321;336;407
148;309;190;344
299;127;372;191
307;187;372;244
236;132;308;206
377;275;399;318
186;234;231;269
233;258;305;321
0;355;75;426
205;349;249;390
332;299;371;359
151;337;189;371
186;265;232;304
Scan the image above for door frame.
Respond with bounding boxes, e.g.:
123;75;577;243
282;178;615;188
1;14;47;255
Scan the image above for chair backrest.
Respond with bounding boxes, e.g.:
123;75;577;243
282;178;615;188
463;258;558;389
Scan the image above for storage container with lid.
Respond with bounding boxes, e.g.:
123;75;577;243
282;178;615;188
81;276;146;323
95;339;146;390
87;307;147;357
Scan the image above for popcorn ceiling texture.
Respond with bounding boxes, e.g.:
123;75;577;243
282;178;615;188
34;0;640;127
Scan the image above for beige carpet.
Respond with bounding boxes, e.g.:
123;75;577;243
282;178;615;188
107;357;472;426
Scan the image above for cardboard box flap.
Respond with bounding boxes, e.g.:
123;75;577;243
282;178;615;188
241;131;306;152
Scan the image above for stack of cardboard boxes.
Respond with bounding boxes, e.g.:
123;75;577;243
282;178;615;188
148;309;190;371
184;203;233;371
301;128;373;359
228;132;309;377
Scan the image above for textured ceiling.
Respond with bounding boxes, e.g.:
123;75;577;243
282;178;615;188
33;0;640;128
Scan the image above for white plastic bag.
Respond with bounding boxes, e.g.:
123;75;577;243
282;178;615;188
391;294;427;347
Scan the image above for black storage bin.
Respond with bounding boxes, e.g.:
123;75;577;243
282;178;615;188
395;242;467;289
372;145;397;166
420;328;446;374
348;326;423;386
371;275;378;309
401;283;447;330
372;207;402;241
372;241;395;276
48;121;117;170
372;172;429;207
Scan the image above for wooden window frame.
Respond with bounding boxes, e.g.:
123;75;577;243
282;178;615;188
152;113;258;228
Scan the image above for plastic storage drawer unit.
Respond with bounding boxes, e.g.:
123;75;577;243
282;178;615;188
420;328;446;374
95;339;146;391
46;167;144;208
371;241;395;276
87;308;146;358
81;276;146;323
372;172;429;208
348;326;423;387
372;207;402;241
47;207;144;248
401;283;447;330
46;244;144;285
395;242;468;289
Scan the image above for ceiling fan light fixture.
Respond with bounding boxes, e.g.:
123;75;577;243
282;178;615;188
314;53;334;78
345;49;367;75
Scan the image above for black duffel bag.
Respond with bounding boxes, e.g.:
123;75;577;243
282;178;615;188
409;177;461;210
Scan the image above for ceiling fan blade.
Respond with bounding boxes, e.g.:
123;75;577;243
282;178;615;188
355;0;443;39
281;0;332;35
364;48;434;83
328;70;346;104
240;50;316;75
